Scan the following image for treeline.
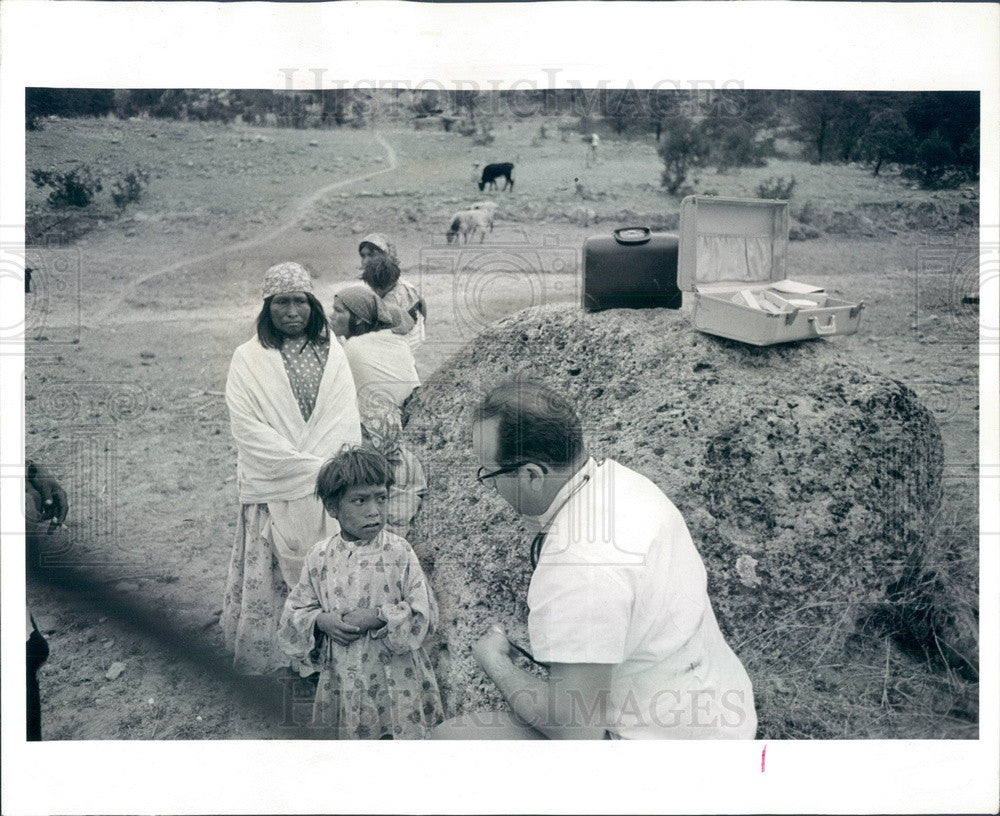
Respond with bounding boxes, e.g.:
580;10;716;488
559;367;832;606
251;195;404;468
27;88;979;189
26;89;375;130
653;90;979;193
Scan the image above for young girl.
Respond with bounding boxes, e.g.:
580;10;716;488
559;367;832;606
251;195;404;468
278;446;443;739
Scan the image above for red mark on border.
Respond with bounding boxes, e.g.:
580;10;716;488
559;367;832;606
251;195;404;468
761;744;767;772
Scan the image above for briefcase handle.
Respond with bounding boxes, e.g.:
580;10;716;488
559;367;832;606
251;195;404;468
613;227;652;246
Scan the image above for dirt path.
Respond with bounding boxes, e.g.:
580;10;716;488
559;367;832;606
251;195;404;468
86;133;399;329
24;119;979;742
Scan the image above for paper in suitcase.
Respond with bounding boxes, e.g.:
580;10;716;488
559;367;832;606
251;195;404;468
677;196;864;345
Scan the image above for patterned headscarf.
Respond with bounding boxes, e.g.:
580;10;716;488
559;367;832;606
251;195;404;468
262;262;313;300
358;233;397;262
335;283;398;333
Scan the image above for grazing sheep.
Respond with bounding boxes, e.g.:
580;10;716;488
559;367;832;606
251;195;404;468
477;162;514;192
446;209;491;244
469;201;498;233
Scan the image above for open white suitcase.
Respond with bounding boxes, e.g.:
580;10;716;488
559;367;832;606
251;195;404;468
678;195;864;346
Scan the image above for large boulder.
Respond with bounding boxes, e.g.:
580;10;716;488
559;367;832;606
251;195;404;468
404;305;944;722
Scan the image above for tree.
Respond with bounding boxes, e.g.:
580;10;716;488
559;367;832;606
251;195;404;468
790;92;843;163
905;92;979;155
914;131;958;188
830;92;872;162
857;108;916;176
658;116;707;195
26;88;115;129
601;87;647;136
698;117;771;171
958;125;979;178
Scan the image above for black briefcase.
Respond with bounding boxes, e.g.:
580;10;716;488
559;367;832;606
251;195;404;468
582;227;681;311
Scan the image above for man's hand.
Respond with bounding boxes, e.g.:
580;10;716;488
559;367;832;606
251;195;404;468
341;608;384;634
473;624;513;669
472;623;615;739
315;611;362;646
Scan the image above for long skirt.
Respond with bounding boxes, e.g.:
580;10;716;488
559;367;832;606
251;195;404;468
221;500;336;675
220;504;291;675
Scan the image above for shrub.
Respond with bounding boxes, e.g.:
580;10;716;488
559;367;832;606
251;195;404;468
756;175;797;200
795;199;819;225
658;116;707;196
111;167;150;211
913;132;961;189
701;119;773;171
30;165;103;208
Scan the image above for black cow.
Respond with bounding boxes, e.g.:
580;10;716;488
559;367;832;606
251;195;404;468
478;162;514;192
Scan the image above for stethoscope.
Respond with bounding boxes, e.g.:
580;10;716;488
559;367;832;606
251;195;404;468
529;470;594;569
517;460;604;668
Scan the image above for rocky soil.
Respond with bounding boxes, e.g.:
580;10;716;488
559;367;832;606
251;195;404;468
406;305;975;737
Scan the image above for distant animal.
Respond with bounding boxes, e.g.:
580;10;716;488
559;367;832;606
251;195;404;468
477;162;514;192
446;209;491;244
25;267;34;293
469;201;498;232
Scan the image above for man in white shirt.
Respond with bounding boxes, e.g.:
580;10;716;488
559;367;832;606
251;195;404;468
432;379;757;739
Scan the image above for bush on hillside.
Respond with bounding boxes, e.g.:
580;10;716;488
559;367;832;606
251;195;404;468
756;176;797;200
111;167;151;211
30;165;103;208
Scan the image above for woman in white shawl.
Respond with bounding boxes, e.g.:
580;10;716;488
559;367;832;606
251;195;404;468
222;262;362;675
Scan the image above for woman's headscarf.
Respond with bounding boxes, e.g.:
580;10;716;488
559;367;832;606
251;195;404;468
262;261;313;299
336;283;403;334
358;233;398;263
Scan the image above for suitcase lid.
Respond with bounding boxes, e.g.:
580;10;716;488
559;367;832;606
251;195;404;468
678;196;789;292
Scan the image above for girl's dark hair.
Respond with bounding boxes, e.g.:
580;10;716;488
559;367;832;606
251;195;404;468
475;378;583;468
255;292;329;349
315;445;395;507
361;254;402;295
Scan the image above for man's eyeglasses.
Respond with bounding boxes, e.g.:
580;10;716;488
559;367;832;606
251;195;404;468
475;461;548;487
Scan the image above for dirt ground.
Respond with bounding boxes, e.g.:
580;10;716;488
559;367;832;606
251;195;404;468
22;117;980;739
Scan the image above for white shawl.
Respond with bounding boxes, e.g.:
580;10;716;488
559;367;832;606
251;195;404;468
226;336;362;505
343;330;421;420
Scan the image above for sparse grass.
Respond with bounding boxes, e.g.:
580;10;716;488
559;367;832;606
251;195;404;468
24;116;979;740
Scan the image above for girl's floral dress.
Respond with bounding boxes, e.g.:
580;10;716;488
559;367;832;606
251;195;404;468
278;530;444;739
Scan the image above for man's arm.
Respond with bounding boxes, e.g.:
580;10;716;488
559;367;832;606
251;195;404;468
473;626;614;740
